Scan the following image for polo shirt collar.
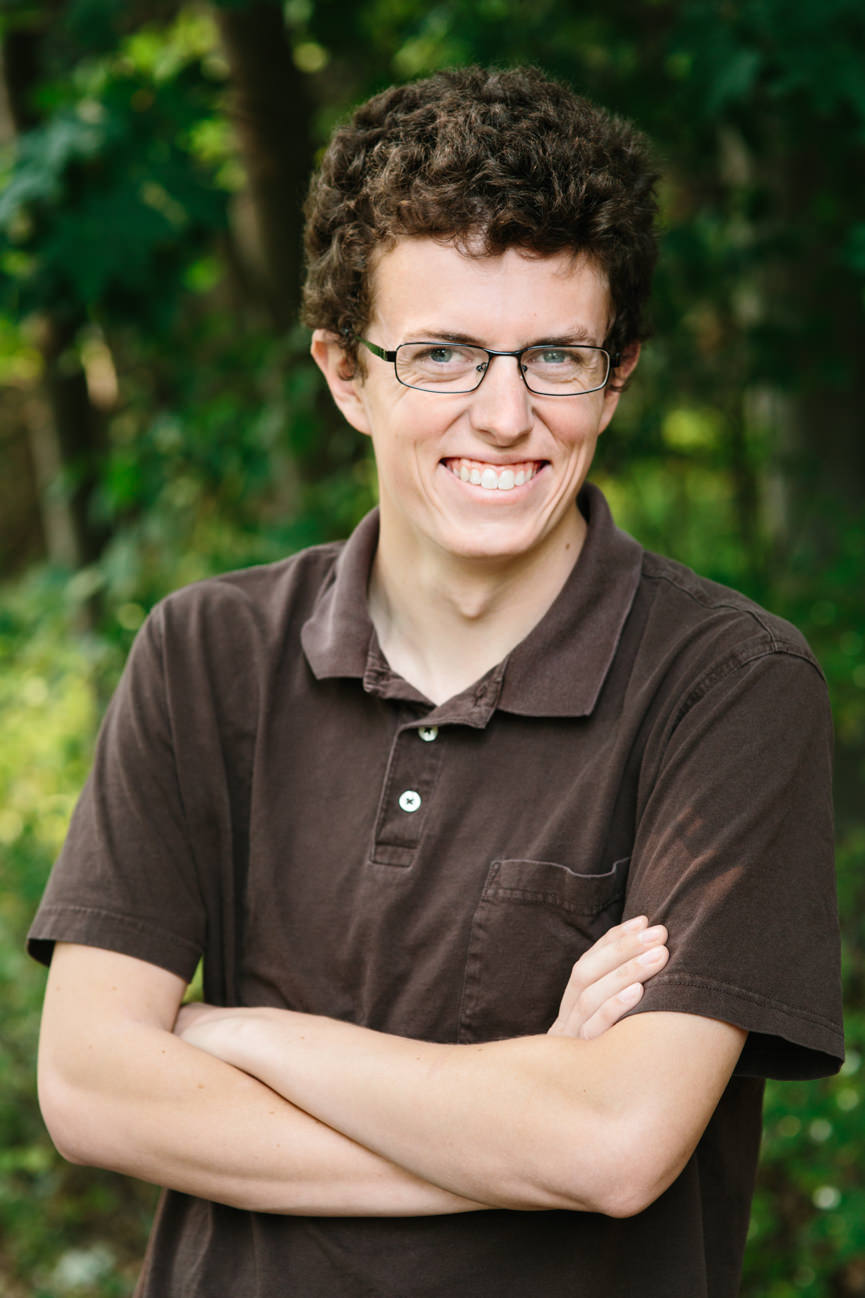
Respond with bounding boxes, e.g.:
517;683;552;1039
498;485;642;717
301;482;643;721
301;508;381;683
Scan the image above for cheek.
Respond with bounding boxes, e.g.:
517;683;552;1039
552;416;599;453
560;400;607;447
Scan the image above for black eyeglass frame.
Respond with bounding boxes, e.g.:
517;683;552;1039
355;337;621;396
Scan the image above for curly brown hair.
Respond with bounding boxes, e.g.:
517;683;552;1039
301;65;659;373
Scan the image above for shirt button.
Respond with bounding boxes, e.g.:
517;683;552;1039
398;789;422;814
418;726;439;742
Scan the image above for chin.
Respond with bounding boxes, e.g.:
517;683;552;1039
436;523;544;564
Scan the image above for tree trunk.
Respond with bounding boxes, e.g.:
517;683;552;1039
2;22;108;597
30;316;108;570
757;121;865;556
213;1;315;330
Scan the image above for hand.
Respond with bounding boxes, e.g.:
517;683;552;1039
547;915;669;1041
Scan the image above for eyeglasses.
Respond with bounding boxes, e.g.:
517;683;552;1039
355;337;618;396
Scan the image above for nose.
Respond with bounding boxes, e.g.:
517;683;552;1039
468;354;533;443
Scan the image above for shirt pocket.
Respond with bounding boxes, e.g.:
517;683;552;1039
457;856;629;1044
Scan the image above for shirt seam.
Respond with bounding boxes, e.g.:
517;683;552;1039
642;564;780;640
483;884;626;915
33;903;202;958
670;642;825;731
648;971;842;1035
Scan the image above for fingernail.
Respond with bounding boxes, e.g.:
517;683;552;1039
622;916;647;932
638;946;666;965
638;924;666;944
618;983;643;1003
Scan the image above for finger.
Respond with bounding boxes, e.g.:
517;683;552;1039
555;922;667;1020
572;919;667;986
579;981;645;1041
580;940;669;1018
558;943;669;1038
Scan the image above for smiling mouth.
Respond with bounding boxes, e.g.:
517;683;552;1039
443;457;546;492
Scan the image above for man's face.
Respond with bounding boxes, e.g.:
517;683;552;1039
313;237;636;573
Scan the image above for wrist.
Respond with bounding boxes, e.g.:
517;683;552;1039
177;1005;284;1068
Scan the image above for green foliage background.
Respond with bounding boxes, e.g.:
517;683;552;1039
1;1;863;1294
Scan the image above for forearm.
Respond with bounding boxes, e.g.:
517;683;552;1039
41;1019;486;1215
38;949;486;1217
173;918;676;1214
179;1009;629;1213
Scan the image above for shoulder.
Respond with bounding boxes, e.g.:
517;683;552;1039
116;541;348;717
616;548;831;751
148;540;346;656
636;548;822;680
158;539;345;623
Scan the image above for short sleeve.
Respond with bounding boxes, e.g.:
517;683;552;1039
625;646;843;1079
27;605;206;980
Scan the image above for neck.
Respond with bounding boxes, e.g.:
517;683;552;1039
368;508;586;704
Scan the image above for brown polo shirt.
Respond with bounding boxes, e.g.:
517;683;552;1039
29;483;843;1298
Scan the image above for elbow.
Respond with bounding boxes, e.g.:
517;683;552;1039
556;1169;670;1221
46;1133;89;1168
552;1122;687;1220
565;1168;659;1220
40;1111;89;1167
600;1156;691;1221
591;1142;671;1219
593;1174;664;1220
38;1063;101;1167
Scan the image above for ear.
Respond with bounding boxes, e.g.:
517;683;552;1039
310;330;372;436
598;341;640;434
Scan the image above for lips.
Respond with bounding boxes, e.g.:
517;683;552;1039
443;457;545;492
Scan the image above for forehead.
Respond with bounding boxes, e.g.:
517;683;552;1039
367;237;612;344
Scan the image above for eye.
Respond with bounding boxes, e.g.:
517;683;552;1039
395;343;486;390
412;345;479;367
400;344;480;374
425;347;457;365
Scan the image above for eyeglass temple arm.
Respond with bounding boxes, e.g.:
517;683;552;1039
355;337;397;362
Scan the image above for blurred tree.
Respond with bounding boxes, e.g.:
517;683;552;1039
212;0;314;327
0;0;233;609
2;2;107;581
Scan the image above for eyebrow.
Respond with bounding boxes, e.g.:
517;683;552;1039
408;327;601;347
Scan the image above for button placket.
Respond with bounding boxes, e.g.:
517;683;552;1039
371;721;445;867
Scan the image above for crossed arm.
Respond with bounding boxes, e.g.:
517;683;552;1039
38;919;745;1219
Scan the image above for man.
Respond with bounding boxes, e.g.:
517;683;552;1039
30;66;842;1297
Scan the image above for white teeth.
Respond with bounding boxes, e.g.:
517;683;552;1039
449;459;538;490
